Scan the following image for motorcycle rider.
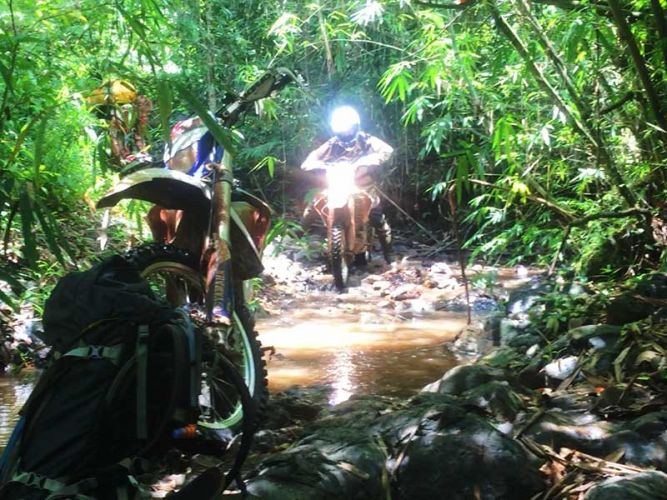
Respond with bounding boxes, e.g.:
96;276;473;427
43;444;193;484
301;105;394;263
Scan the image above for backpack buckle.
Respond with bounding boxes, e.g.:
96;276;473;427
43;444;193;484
89;345;103;359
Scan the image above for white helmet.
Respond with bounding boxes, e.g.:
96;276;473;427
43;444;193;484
330;106;360;142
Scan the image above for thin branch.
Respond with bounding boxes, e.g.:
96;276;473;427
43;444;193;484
414;0;479;10
468;178;576;220
448;184;472;325
568;207;652;227
599;91;636;115
316;3;335;76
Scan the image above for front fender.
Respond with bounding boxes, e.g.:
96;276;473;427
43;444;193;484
96;168;211;213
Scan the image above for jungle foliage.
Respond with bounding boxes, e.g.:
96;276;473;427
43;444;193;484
0;0;666;307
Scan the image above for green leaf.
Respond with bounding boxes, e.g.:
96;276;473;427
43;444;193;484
33;115;49;188
251;155;278;178
0;287;18;312
175;83;236;155
157;78;172;146
19;186;38;268
614;345;631;382
455;155;469;203
0;268;24;291
33;198;67;268
0;60;12;91
44;208;77;268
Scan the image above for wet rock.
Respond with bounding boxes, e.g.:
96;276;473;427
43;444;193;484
506;279;548;315
471;296;499;313
451;325;483;358
322;394;397;427
568;324;621;349
264;385;332;429
606;411;667;469
429;262;452;275
435;298;468;312
542;355;578;380
585;471;667;499
253;427;302;454
390;404;545;499
421;364;516;396
607;273;667;325
371;280;392;292
525;408;611;456
390;285;420;301
484;313;503;346
481;346;526;371
459;380;526;421
430;274;458;289
507;332;542;351
244;428;388;500
499;317;531;344
406;299;435;314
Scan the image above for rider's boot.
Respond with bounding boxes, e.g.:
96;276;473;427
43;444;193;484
369;208;394;264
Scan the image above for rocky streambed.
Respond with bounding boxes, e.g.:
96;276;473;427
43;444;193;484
235;240;667;500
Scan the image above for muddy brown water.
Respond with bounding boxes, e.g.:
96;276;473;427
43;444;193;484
258;296;467;404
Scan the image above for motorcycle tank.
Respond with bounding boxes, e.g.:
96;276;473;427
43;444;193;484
96;168;210;214
163;116;223;178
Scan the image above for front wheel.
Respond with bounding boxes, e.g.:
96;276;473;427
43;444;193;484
125;243;268;433
330;224;349;292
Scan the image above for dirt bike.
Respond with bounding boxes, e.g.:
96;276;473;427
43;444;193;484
310;161;391;291
96;69;293;436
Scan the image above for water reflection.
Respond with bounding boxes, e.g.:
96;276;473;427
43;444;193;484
329;350;353;405
0;375;34;452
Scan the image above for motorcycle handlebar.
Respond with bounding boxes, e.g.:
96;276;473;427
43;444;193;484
217;68;298;127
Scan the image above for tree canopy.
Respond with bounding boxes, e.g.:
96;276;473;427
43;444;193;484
0;0;665;303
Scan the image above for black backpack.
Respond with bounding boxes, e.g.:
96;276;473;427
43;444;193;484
0;255;201;499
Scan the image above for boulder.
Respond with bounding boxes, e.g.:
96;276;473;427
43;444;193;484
585;471;667;499
244;428;388;500
389;405;545;499
421;364;515;396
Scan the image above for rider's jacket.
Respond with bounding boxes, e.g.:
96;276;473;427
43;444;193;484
300;132;393;187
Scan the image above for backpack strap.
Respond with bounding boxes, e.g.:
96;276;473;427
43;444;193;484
10;471;95;499
135;325;150;441
59;344;124;363
176;309;200;409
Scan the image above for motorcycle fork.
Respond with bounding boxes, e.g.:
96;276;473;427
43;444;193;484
347;198;357;260
206;151;234;322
